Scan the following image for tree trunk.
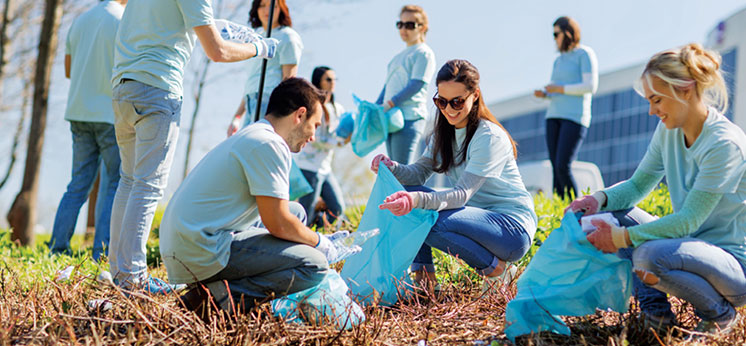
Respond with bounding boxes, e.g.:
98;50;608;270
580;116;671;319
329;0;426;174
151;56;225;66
7;0;63;246
182;57;211;178
0;0;16;97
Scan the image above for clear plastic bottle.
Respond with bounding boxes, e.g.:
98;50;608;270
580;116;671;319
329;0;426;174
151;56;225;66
330;228;380;263
213;19;261;44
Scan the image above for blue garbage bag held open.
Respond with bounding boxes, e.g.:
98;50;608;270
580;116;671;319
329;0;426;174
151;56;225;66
340;164;438;306
504;212;633;341
271;270;365;330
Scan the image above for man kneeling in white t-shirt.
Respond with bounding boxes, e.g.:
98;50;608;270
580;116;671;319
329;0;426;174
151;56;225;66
159;78;339;317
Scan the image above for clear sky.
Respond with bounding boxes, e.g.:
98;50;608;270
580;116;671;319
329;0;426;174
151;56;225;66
1;0;745;233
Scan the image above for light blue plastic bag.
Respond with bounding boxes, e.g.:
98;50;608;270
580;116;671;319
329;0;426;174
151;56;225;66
271;270;365;329
340;164;438;306
336;111;355;139
350;94;388;157
385;107;404;133
289;160;312;200
504;212;633;341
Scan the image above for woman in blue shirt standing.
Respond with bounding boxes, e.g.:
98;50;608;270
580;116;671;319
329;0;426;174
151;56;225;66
568;44;746;336
535;16;598;198
372;60;537;292
228;0;303;135
376;4;436;164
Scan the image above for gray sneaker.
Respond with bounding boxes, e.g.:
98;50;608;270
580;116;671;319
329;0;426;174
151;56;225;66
694;313;740;336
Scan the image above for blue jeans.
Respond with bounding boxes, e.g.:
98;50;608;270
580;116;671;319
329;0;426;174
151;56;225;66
298;169;346;227
407;186;532;275
386;118;425;165
613;208;746;323
200;202;328;311
110;80;182;287
545;118;587;198
49;121;121;261
242;92;270;127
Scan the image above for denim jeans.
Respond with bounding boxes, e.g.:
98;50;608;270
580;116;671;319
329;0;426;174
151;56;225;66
407;186;532;275
612;208;746;323
545;118;587;198
110;80;182;287
242;93;270;127
298;169;346;227
386;118;425;165
49;121;121;261
200;202;329;311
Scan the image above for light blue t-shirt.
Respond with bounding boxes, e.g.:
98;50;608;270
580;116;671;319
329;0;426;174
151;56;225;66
545;45;597;127
243;26;303;97
159;119;291;284
383;43;436;121
65;1;123;124
111;0;214;96
637;108;746;265
422;120;538;235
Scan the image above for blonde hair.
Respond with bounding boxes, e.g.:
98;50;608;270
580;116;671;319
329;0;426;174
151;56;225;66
636;43;728;113
400;5;428;36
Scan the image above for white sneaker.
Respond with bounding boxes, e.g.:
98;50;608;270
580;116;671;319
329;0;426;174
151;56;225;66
482;264;518;294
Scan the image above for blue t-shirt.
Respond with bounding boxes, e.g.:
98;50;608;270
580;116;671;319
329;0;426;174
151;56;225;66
383;43;436;121
422;120;537;235
636;108;746;266
545;45;597;127
65;1;123;124
111;0;214;96
243;26;303;97
159;119;291;283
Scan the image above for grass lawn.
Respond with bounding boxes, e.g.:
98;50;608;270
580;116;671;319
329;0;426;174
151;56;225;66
0;186;743;345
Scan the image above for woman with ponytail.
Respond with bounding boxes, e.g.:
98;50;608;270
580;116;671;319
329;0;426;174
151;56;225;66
567;43;746;335
370;60;537;292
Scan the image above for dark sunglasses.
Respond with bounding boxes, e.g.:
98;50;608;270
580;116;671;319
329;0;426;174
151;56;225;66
553;31;561;38
433;93;471;111
324;77;337;82
396;21;421;30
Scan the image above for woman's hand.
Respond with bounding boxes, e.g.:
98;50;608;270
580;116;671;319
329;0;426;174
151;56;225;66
379;191;414;216
533;89;547;98
564;191;606;216
544;84;564;94
586;219;628;254
227;115;242;137
370;154;395;173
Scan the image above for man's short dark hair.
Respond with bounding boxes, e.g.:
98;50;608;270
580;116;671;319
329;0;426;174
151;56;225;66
266;77;326;118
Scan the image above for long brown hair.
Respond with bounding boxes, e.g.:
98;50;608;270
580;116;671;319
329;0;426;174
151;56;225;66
249;0;292;29
431;60;517;173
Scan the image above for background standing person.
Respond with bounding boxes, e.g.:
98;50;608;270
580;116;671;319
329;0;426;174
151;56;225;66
375;4;436;164
109;0;277;294
49;0;126;262
534;16;598;199
294;66;347;228
373;60;537;293
567;44;746;336
228;0;303;134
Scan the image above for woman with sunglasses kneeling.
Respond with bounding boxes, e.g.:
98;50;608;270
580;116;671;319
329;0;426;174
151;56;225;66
371;60;537;292
374;4;436;164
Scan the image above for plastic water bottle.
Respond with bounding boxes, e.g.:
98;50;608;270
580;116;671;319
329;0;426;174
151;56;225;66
330;228;380;263
214;19;262;44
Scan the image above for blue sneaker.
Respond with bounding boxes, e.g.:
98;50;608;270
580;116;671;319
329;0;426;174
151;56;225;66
144;276;186;295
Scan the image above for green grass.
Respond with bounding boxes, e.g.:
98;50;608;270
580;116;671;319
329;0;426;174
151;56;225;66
1;184;743;345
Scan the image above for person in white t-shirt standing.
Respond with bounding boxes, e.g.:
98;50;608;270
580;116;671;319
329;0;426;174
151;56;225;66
294;66;347;228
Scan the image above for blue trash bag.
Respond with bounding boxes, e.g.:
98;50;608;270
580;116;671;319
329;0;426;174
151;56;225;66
336;111;355;139
350;94;388;157
504;212;633;341
385;107;404;133
271;270;365;329
340;163;438;306
289;160;313;200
